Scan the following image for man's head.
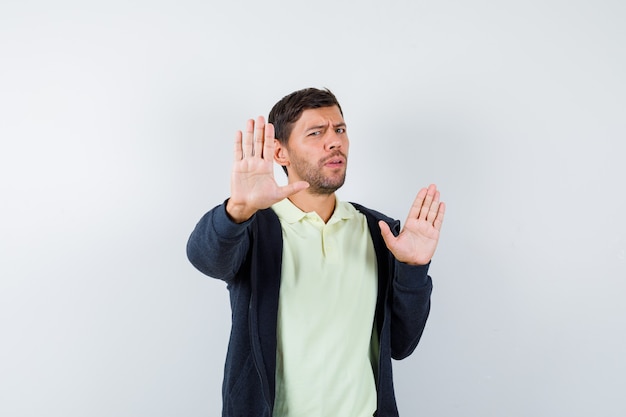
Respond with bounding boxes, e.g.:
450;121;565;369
269;88;343;148
269;88;349;195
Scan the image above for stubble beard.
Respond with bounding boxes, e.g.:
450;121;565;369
289;152;347;195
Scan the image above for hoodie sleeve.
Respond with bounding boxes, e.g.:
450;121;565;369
389;261;433;360
186;201;254;282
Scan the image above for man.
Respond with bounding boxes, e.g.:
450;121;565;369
187;88;445;417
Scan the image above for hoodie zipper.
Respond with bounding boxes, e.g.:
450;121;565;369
249;292;273;413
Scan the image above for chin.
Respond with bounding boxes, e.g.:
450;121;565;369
311;178;346;195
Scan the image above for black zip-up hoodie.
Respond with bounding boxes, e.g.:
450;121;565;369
187;200;433;417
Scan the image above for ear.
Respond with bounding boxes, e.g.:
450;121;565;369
274;139;290;167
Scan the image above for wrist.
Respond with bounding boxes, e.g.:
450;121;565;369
226;199;256;223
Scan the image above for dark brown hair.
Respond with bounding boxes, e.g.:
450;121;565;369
268;88;343;176
268;87;343;146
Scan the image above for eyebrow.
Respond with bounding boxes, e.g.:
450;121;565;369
305;122;347;132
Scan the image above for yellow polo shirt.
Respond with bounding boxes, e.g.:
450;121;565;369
271;197;379;417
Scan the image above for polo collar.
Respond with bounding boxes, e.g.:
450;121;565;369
271;196;355;225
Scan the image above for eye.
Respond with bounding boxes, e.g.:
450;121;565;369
308;131;321;136
336;128;345;134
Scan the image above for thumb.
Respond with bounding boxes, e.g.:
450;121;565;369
378;220;396;250
277;181;309;199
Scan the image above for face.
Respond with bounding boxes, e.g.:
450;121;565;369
276;106;349;195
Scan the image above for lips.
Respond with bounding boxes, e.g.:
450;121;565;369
322;153;346;167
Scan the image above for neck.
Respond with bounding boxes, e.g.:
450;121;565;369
288;190;337;223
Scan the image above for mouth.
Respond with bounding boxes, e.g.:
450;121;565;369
322;154;346;168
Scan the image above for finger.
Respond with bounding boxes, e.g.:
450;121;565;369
276;181;309;200
418;184;436;220
253;116;266;157
233;130;243;161
433;201;446;231
263;123;275;160
406;187;428;221
274;182;309;203
243;119;254;158
378;220;396;250
425;190;441;224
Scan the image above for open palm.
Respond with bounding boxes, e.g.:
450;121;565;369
226;117;308;223
379;184;446;265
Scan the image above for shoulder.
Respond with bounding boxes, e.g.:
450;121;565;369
349;202;395;224
253;206;281;233
349;202;401;236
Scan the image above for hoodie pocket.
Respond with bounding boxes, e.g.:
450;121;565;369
226;355;267;416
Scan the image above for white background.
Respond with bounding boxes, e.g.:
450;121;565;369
1;1;625;416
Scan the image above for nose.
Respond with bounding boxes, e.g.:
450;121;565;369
325;131;343;151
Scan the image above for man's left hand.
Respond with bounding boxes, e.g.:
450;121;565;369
379;184;446;266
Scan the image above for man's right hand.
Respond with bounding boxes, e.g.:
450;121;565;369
226;116;309;223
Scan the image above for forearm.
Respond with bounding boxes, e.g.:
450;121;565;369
390;261;433;360
186;200;253;281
